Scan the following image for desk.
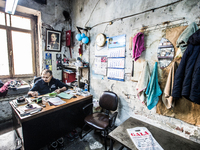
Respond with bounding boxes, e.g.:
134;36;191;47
10;95;92;150
108;117;200;150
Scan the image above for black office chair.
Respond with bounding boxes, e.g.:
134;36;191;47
80;91;118;150
34;76;41;83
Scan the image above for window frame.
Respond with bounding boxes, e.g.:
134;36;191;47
0;8;38;79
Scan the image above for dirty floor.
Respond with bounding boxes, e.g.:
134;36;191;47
0;120;127;150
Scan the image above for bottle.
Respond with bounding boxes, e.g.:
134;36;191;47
84;83;88;91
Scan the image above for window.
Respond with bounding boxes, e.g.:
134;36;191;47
0;11;37;78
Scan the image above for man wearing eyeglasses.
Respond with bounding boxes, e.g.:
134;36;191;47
28;69;68;97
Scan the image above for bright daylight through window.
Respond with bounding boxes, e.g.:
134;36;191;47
0;11;37;78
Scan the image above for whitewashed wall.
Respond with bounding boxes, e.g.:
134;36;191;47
71;0;200;143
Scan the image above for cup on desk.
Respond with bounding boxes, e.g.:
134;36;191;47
42;97;48;105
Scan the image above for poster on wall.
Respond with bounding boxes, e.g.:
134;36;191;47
108;34;126;48
56;54;62;70
45;53;52;70
95;42;108;56
94;57;107;75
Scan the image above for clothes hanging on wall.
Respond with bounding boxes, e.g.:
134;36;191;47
172;29;200;104
145;62;162;110
132;32;145;61
136;61;150;104
176;22;199;57
162;61;178;109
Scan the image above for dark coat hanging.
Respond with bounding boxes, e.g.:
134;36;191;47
172;29;200;104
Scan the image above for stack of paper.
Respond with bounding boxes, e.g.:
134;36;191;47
57;92;73;99
47;97;66;106
16;103;42;116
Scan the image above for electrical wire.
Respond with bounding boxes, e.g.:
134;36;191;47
88;0;183;29
131;17;186;32
84;0;101;28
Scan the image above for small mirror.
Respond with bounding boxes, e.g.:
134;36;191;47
157;38;174;69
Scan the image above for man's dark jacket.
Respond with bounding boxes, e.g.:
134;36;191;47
172;29;200;104
30;77;68;95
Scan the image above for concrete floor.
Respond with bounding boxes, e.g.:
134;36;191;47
0;121;127;150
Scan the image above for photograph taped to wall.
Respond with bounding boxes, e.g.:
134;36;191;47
108;34;126;48
46;29;61;52
94;57;107;75
56;54;62;70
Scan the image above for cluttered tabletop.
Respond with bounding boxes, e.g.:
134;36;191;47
9;89;92;121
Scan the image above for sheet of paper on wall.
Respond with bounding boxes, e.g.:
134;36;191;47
108;34;126;48
94;57;107;75
108;58;125;68
107;47;125;57
107;68;124;81
95;42;108;56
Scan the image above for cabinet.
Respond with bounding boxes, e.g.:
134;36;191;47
62;65;89;90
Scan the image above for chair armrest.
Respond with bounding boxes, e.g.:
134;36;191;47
82;103;93;115
109;112;118;128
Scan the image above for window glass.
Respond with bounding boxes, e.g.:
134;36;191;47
0;29;9;75
12;31;33;75
0;12;5;25
11;15;31;30
6;14;10;26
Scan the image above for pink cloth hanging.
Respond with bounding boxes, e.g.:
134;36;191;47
132;32;145;61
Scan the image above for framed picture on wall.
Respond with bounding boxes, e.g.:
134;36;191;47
46;29;62;52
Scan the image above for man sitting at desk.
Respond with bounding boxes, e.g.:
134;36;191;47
28;69;68;97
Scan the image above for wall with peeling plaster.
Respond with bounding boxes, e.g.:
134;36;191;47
71;0;200;143
0;0;72;122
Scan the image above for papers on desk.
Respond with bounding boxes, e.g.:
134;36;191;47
57;92;73;99
15;103;42;117
65;89;76;95
47;97;66;106
127;127;163;150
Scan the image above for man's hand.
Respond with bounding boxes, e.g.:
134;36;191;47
55;89;61;94
55;87;66;94
28;91;38;97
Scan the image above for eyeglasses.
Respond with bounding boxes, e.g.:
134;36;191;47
41;75;51;80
